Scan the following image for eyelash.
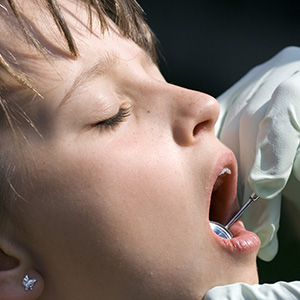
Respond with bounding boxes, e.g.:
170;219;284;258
95;107;131;130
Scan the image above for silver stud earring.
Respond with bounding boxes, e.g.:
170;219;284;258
22;274;37;291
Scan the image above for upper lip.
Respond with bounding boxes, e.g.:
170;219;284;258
207;151;239;226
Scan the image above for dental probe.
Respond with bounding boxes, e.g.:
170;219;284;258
209;193;260;239
225;193;260;229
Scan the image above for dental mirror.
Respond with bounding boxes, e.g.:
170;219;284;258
210;193;260;239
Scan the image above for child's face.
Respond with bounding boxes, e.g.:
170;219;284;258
3;1;260;299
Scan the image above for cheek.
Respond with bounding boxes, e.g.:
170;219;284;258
20;136;216;295
79;140;204;248
84;139;213;261
85;147;211;287
85;140;200;230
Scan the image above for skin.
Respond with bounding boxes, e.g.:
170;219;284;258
0;1;259;299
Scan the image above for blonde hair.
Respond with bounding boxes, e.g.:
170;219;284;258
0;0;157;225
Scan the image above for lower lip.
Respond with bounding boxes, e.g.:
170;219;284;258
212;221;261;253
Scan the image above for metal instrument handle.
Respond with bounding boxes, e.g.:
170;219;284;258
225;193;260;229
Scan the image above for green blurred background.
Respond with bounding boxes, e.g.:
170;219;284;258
138;0;300;283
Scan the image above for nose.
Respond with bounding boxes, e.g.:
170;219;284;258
170;86;220;146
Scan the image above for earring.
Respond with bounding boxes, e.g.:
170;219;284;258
22;274;37;291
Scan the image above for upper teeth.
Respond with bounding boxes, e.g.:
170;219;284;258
219;167;231;176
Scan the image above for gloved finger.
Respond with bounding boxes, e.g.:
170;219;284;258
283;157;300;211
294;148;300;181
204;281;300;300
249;71;300;199
256;225;278;262
241;182;280;261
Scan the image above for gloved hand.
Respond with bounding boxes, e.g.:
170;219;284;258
204;281;300;300
215;47;300;261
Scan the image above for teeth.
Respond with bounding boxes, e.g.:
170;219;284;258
219;167;231;176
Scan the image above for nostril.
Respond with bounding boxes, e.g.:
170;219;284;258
192;120;211;136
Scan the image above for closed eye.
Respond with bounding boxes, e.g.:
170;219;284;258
95;107;130;130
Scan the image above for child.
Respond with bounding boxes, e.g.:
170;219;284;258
0;0;260;299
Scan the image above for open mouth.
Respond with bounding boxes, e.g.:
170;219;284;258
207;154;261;251
209;164;238;227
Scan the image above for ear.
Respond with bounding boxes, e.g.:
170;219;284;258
0;238;44;299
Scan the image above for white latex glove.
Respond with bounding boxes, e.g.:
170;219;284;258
204;281;300;300
215;47;300;261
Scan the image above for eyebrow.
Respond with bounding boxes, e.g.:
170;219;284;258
59;52;120;108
